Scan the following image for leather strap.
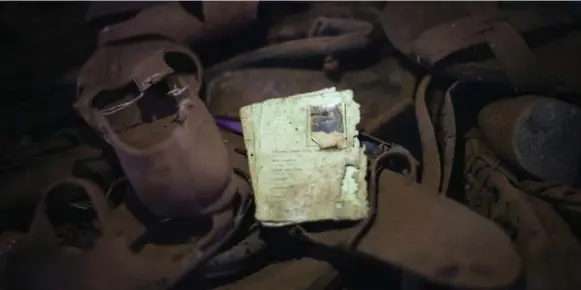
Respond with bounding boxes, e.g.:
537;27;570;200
437;82;458;195
412;11;510;64
410;9;574;89
414;76;441;192
485;21;551;89
520;180;581;204
412;9;575;64
415;77;459;195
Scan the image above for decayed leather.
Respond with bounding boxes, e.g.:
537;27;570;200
464;130;581;290
205;17;374;80
519;180;581;239
380;2;581;92
2;178;147;290
206;65;519;287
414;76;441;191
520;181;581;205
4;133;254;290
409;75;458;195
206;57;417;134
97;2;259;46
426;81;458;195
303;166;521;289
76;41;233;218
213;258;337;290
3;178;240;290
380;2;496;55
71;37;259;288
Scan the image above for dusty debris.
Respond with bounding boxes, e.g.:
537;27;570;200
240;88;368;226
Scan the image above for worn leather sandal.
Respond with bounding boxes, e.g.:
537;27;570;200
379;2;581;94
413;76;458;195
294;135;521;289
3;174;252;290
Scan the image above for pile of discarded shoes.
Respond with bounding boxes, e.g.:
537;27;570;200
2;2;581;290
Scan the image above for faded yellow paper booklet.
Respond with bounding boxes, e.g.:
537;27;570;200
240;88;368;227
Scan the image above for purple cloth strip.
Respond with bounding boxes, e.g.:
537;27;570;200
215;118;243;134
